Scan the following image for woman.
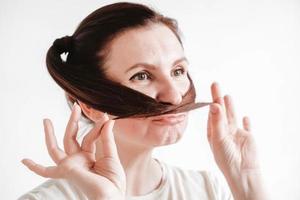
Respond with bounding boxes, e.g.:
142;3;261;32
19;2;267;200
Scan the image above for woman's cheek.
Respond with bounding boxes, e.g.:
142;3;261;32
178;77;191;95
113;118;149;138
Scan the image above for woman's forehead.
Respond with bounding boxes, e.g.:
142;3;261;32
104;23;185;73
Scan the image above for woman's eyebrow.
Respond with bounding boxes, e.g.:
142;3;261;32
125;57;188;73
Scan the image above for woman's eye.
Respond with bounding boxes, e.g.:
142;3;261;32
173;68;185;77
129;72;151;81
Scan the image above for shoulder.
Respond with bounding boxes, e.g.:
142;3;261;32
18;179;87;200
160;161;233;200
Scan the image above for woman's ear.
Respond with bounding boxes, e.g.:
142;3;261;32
77;101;104;122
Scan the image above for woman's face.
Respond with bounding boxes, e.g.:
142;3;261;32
103;23;190;148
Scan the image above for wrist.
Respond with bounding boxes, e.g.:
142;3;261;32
224;168;268;200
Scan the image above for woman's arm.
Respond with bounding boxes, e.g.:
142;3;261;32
207;82;268;200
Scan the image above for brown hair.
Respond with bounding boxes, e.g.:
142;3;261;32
46;2;205;120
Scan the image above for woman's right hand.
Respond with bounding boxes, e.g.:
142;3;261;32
21;103;126;200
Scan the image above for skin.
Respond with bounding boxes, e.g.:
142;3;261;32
22;23;268;200
82;23;190;196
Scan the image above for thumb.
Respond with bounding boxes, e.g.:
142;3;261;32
98;119;120;160
209;103;227;141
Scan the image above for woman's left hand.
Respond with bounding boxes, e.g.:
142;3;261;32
207;82;266;200
207;82;259;174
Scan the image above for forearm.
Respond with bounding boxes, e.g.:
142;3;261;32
224;169;269;200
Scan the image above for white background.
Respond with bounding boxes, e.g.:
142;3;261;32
1;0;299;199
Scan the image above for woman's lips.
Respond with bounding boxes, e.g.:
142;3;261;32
150;113;187;125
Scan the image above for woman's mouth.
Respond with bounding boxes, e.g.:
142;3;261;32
150;113;187;125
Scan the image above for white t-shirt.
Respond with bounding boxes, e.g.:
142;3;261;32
18;159;233;200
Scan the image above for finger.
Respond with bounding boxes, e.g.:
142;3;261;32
21;159;60;178
64;103;81;155
224;95;237;126
243;116;251;132
97;119;119;160
207;110;213;143
81;113;107;153
211;82;225;106
43;119;67;164
209;103;227;140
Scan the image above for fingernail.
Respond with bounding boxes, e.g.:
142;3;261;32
21;159;28;166
99;112;108;121
111;119;115;125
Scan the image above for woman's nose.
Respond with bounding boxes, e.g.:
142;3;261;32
156;79;182;105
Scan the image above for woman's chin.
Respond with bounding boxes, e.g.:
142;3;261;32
149;122;187;146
